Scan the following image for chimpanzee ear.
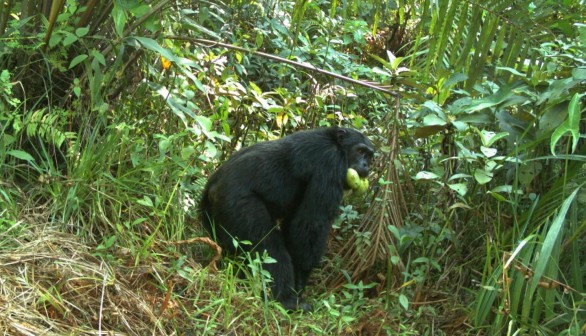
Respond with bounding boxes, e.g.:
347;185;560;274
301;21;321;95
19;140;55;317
335;127;348;143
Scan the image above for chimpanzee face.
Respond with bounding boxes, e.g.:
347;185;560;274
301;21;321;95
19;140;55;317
335;127;375;178
348;142;374;178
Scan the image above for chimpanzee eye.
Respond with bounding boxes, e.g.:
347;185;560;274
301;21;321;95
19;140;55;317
357;147;369;157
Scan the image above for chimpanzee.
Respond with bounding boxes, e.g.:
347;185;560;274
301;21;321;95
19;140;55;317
199;127;374;311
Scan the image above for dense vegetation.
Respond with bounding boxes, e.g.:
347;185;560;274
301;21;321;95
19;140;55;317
0;0;584;334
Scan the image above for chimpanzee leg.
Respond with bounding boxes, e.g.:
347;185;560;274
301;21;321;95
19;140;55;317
284;222;330;293
213;195;303;310
254;231;303;310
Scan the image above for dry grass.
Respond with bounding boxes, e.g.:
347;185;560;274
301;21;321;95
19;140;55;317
0;217;348;335
0;218;205;335
0;196;420;335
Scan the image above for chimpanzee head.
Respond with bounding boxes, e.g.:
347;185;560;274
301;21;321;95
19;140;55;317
336;128;375;178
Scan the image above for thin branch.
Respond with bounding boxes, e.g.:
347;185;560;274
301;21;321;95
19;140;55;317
165;36;398;97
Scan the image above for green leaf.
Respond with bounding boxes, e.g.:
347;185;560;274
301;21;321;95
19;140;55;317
480;146;497;158
112;4;126;37
202;141;218;160
91;50;106;66
474;169;493;184
468;85;515;112
7;150;35;162
69;54;88;69
448;183;468;196
538;103;568;136
452;120;468;131
518;161;542;186
129;3;151;17
75;27;89;37
267;106;284;113
495;66;525;77
550;93;583;155
442;72;468;89
387;225;401;240
448;173;472;181
399;294;409;310
181;146;195;160
527;188;579;303
49;33;62;48
195;115;212;132
158;139;170;154
477;129;509;147
572;68;586;80
182;17;221;40
62;32;78;46
137;196;154;207
414;171;440;180
491;185;522;194
487;191;507;202
423;114;447;126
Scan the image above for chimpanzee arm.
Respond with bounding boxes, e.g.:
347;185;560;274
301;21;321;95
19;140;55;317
282;177;344;291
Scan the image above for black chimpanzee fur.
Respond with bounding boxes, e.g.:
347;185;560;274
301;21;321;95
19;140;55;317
199;127;374;311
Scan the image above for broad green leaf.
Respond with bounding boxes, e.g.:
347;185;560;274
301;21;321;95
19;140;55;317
527;188;579;305
422;100;445;116
550;93;583;155
442;72;468;89
91;50;106;66
112;4;126;37
49;33;62;48
538;103;568;136
468;85;515;112
477;129;509;147
158;139;170;154
181;146;195;160
572;68;586;80
491;185;523;194
195;115;212;132
130;37;177;62
182;17;221;39
62;32;78;46
448;173;472;181
414;171;440;180
480;146;497;158
399;294;409;310
69;54;88;69
487;191;507;202
129;3;151;17
387;225;401;240
137;196;154;207
518;161;542;186
202;141;218;160
452;120;468;131
267;106;284;113
448;183;468;196
423;114;447;126
495;66;525;77
7;150;35;162
75;27;89;37
474;169;493;184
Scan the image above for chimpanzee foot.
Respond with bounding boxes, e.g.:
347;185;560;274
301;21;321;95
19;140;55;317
280;296;312;313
